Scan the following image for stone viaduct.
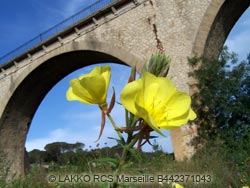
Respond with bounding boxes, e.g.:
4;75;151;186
0;0;249;178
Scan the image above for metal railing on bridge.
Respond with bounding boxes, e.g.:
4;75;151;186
0;0;117;65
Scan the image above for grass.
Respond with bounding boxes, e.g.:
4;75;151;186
0;144;249;188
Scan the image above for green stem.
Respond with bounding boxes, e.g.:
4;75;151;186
105;112;141;188
125;110;129;127
112;133;140;188
106;113;124;142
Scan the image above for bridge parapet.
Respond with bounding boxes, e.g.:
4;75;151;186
0;0;140;69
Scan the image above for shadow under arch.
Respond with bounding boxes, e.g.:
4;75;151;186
0;43;143;178
193;0;250;58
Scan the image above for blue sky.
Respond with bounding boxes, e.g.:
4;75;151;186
0;1;249;153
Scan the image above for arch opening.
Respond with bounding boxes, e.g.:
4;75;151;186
0;50;132;177
193;0;250;59
25;62;174;168
0;49;174;178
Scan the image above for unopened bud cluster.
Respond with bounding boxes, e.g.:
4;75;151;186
142;53;171;77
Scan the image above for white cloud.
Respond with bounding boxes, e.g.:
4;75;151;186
26;104;125;152
26;124;118;152
26;128;68;151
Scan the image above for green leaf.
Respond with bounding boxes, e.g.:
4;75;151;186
128;148;142;162
98;157;119;168
107;137;125;146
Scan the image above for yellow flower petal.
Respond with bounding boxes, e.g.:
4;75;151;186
82;66;111;92
120;78;142;115
174;183;184;188
164;91;192;119
143;72;176;108
66;87;92;104
160;109;196;129
79;75;107;104
134;102;166;137
120;71;196;133
66;66;111;105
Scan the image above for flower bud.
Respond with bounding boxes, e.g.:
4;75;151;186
142;53;170;77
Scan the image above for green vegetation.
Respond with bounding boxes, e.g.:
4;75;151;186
0;47;249;187
1;142;248;188
189;46;250;186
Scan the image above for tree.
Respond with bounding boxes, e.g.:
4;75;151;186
189;46;250;183
189;47;250;139
44;141;85;163
28;149;46;164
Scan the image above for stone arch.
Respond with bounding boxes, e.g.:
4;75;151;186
193;0;250;58
0;39;143;178
175;0;250;161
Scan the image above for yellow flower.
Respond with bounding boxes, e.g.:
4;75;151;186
120;72;196;135
171;182;184;188
66;66;111;108
242;186;249;188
